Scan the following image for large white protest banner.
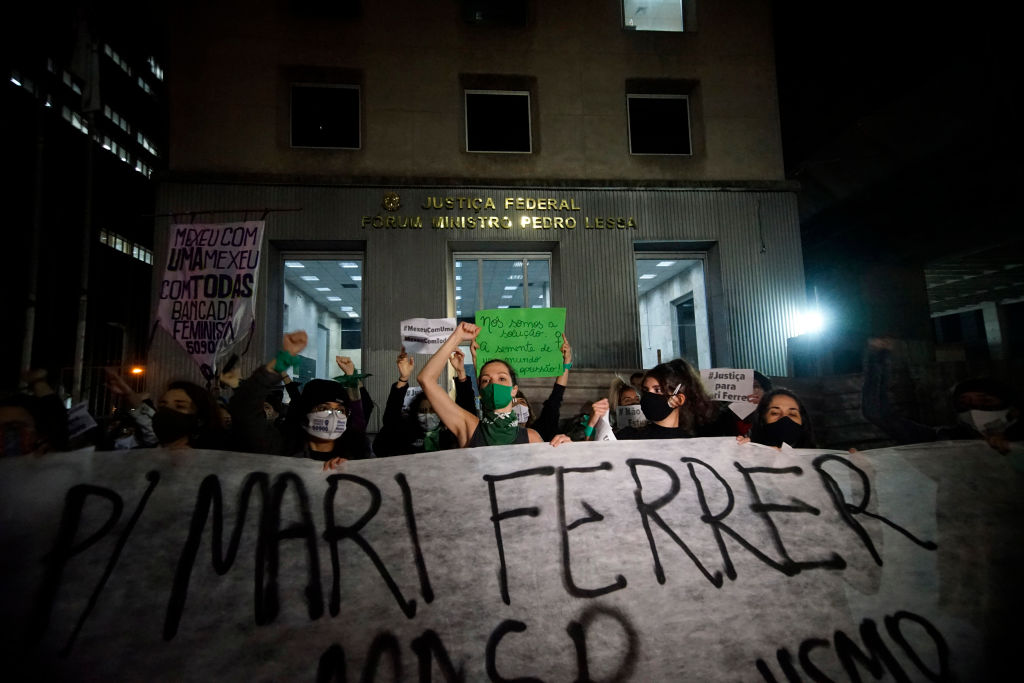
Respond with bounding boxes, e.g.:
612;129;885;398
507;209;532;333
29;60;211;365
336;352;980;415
400;318;457;355
2;440;1021;680
156;221;265;375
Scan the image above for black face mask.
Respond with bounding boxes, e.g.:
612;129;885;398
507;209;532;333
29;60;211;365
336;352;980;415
640;391;674;423
757;416;805;448
152;408;199;445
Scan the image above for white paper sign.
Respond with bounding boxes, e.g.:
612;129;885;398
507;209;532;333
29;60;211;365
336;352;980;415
728;400;757;420
1;440;1020;680
399;317;457;355
66;402;98;439
700;368;753;402
591;413;616;441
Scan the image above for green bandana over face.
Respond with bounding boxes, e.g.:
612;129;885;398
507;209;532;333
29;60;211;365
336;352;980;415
423;425;442;452
479;383;513;411
477;409;520;446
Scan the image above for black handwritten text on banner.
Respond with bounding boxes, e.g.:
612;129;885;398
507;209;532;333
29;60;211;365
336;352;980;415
1;439;1020;680
157;221;264;371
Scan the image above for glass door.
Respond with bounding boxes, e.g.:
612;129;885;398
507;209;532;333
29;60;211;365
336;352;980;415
635;254;711;369
281;254;363;383
453;252;552;387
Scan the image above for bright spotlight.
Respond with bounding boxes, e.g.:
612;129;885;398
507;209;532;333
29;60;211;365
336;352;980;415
797;309;826;335
130;366;145;375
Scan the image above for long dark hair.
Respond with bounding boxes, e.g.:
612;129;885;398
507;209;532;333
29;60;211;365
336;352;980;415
643;358;715;433
166;381;220;430
478;358;519;387
749;388;816;448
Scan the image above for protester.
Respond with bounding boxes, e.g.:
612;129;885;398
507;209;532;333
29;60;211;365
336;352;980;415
417;322;570;448
516;336;575;441
229;330;370;468
563;398;614;441
1;369;70;456
107;370;224;450
609;376;646;431
334;354;375;427
373;348;472;457
862;337;1020;453
740;388;817;449
617;358;717;439
709;370;773;437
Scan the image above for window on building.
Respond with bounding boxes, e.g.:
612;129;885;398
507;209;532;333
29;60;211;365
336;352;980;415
627;93;692;155
137;131;158;157
282;256;364;383
291;84;360;149
104;44;132;76
635;254;711;369
147;56;164;81
465;90;532;153
460;0;528;26
932;309;990;362
622;0;694;32
99;229;153;264
453;254;551;323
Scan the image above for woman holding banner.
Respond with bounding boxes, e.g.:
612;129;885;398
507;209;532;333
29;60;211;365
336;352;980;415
228;331;370;468
617;358;717;440
418;322;571;448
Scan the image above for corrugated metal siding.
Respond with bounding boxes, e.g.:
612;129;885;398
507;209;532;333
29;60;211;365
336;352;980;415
150;183;804;426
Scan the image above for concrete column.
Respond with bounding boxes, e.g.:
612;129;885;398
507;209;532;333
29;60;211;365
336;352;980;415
981;301;1007;361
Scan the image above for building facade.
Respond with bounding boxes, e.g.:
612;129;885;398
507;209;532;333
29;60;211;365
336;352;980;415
4;1;166;401
152;0;807;424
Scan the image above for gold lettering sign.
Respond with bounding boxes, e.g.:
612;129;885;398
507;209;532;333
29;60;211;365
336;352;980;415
359;194;638;231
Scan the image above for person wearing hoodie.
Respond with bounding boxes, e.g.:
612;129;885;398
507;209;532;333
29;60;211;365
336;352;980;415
861;337;1020;453
106;370;224;450
228;330;370;469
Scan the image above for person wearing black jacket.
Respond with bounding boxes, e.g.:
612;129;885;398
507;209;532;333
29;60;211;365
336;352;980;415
1;370;68;456
617;358;717;440
373;348;474;457
229;330;371;468
861;337;1020;453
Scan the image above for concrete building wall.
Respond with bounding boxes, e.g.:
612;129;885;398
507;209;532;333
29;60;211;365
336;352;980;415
147;183;805;429
150;1;805;429
166;0;783;181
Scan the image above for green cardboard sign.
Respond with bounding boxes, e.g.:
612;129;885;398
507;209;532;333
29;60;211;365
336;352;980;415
474;307;566;378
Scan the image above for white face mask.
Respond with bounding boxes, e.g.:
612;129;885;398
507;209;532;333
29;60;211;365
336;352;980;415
402;387;423;416
957;409;1011;435
304;410;348;440
417;412;441;431
616;405;648;429
513;404;530;425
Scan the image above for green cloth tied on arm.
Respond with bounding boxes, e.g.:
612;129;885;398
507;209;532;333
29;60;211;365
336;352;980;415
273;351;299;373
332;372;372;388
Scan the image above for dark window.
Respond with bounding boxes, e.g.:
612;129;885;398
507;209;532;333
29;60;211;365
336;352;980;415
341;318;361;349
289;1;363;19
933;309;990;361
461;0;528;26
465;90;532;153
291;84;360;149
627;94;691;155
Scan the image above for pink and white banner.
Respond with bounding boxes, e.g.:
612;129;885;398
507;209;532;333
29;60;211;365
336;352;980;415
157;221;264;374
